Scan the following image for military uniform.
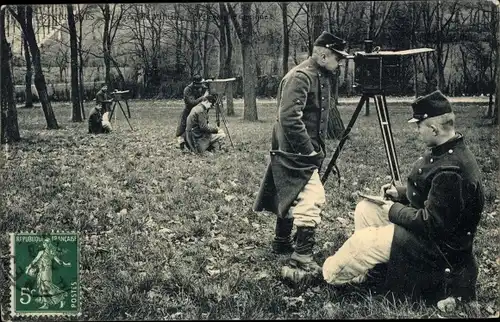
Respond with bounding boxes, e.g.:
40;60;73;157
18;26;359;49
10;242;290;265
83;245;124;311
185;98;225;153
95;87;112;113
88;106;111;134
253;56;332;217
176;80;208;138
322;90;484;304
384;133;484;303
254;31;349;276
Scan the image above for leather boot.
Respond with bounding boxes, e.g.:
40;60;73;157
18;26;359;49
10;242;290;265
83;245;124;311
288;227;321;274
271;217;294;254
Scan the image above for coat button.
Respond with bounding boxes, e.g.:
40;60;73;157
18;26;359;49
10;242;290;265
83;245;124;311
430;158;434;163
271;152;276;156
322;96;325;100
467;231;471;236
413;182;417;187
321;84;325;88
322;108;325;111
448;149;453;154
318;73;322;76
412;192;416;196
418;168;422;174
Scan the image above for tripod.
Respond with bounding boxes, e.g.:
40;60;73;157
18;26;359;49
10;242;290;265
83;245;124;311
321;93;402;186
108;93;133;131
213;93;234;148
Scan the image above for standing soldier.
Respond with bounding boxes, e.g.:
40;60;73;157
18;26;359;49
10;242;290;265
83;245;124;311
175;75;209;149
253;31;349;282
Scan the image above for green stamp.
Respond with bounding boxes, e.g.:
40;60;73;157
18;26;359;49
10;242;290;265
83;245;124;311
10;232;80;317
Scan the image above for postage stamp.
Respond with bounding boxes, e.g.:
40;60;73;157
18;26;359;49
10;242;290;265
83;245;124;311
9;232;80;317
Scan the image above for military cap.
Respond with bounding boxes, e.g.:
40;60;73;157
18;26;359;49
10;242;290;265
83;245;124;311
206;94;217;104
408;90;452;123
313;31;349;58
193;75;204;84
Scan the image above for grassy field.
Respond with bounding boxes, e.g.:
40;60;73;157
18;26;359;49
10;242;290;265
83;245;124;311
1;99;498;320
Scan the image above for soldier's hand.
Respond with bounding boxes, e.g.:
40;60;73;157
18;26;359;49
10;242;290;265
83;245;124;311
380;183;398;199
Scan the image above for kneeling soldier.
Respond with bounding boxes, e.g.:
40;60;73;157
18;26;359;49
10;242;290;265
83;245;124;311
185;94;226;154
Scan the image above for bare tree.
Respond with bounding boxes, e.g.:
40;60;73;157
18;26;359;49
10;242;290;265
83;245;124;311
228;2;258;121
97;4;129;89
22;33;34;108
67;4;82;122
9;5;59;129
1;8;20;144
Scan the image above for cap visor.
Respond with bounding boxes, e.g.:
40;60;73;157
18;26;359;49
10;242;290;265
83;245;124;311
332;49;349;57
407;118;420;123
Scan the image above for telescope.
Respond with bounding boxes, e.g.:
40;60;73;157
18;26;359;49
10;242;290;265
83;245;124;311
321;40;435;186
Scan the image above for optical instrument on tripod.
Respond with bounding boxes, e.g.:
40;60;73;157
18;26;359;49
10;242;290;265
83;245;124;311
203;78;236;148
321;40;435;186
108;89;133;131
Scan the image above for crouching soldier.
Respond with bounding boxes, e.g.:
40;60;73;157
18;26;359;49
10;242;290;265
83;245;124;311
253;31;349;283
322;90;485;305
88;104;112;134
176;75;209;149
185;94;226;154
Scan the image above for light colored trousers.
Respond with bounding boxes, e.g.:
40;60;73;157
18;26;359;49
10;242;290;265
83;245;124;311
283;169;326;228
323;199;394;285
102;112;112;131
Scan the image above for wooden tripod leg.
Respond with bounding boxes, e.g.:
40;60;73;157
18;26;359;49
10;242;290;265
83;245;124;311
117;101;134;131
217;100;234;148
321;94;368;184
374;95;401;185
109;102;117;120
125;99;131;118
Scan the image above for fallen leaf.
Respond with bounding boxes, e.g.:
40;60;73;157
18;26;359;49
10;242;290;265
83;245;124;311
336;217;349;226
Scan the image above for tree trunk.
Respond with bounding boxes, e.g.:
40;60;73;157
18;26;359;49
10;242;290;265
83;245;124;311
281;2;289;76
222;4;234;116
13;6;59;129
103;4;111;87
203;7;210;79
218;3;227;79
1;9;21;144
311;2;323;41
240;3;257;121
23;34;34;108
67;4;82;122
495;4;500;125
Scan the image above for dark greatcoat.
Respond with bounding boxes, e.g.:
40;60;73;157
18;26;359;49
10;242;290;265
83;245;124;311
383;134;484;304
185;104;218;153
88;107;109;134
253;57;332;217
176;82;208;137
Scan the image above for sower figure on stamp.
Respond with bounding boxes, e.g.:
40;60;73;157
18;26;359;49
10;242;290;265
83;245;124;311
89;84;112;134
253;31;349;282
185;94;226;154
25;239;71;309
322;90;485;305
176;75;209;149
